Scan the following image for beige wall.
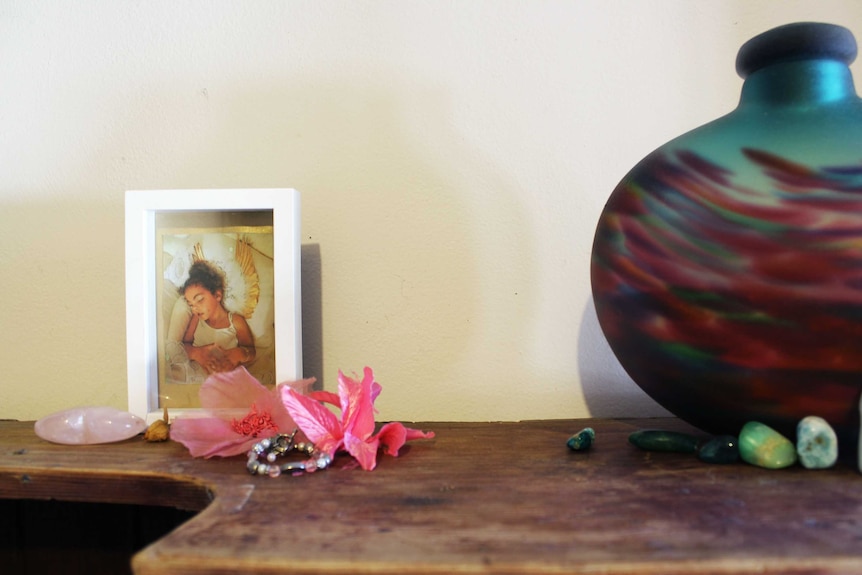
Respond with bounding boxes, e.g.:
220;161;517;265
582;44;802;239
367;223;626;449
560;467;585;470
2;1;861;422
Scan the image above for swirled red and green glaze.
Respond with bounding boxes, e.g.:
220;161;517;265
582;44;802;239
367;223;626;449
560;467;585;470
591;147;862;443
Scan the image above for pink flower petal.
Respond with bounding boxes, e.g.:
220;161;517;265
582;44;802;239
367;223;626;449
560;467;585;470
198;367;270;409
338;367;377;440
170;416;257;458
374;422;408;457
280;387;344;456
344;430;380;471
308;390;340;406
375;422;436;457
278;377;317;396
404;427;436;441
269;377;316;431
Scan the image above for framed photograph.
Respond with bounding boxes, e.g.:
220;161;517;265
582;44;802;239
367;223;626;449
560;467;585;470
125;189;302;422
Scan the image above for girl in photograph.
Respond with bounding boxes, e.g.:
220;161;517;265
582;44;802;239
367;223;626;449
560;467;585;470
180;260;256;374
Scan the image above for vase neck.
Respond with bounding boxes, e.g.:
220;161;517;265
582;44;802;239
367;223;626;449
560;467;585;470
739;59;858;107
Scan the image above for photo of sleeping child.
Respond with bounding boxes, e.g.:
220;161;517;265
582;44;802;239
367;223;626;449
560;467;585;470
158;228;275;408
179;260;257;374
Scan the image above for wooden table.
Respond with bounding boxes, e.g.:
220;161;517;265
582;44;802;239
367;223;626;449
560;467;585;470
1;417;861;574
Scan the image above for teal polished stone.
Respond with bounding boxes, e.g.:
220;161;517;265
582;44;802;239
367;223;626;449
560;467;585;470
738;421;797;469
628;430;699;453
567;427;595;451
796;416;838;469
697;435;739;464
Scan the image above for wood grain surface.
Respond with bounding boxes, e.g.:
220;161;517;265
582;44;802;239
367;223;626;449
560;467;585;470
1;418;861;574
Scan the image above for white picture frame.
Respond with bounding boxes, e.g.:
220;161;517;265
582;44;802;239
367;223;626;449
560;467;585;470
125;189;302;423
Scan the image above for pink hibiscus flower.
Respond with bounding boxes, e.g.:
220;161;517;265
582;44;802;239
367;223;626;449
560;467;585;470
280;366;435;471
171;367;315;458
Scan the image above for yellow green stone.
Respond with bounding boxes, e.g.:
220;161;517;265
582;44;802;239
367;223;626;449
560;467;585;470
738;421;797;469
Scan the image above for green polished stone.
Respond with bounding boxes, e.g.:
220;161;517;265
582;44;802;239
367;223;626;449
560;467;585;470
567;427;595;451
697;435;739;464
628;430;699;453
738;421;797;469
796;416;838;469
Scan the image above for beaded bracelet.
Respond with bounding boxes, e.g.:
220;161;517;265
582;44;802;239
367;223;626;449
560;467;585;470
246;429;333;477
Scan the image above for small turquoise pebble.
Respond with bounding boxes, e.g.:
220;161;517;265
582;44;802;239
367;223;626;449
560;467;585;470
697;435;739;464
567;427;595;451
738;421;797;469
796;416;838;469
628;430;699;453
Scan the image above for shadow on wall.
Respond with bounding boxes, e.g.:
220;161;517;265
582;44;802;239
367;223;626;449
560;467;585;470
300;243;323;389
578;296;672;419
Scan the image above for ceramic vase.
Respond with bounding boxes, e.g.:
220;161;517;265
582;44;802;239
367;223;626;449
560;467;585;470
591;22;862;446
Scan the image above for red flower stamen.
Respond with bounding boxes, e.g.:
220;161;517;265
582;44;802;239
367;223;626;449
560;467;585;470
231;404;278;437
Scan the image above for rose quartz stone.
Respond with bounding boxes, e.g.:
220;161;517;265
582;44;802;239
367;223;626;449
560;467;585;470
34;406;147;445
